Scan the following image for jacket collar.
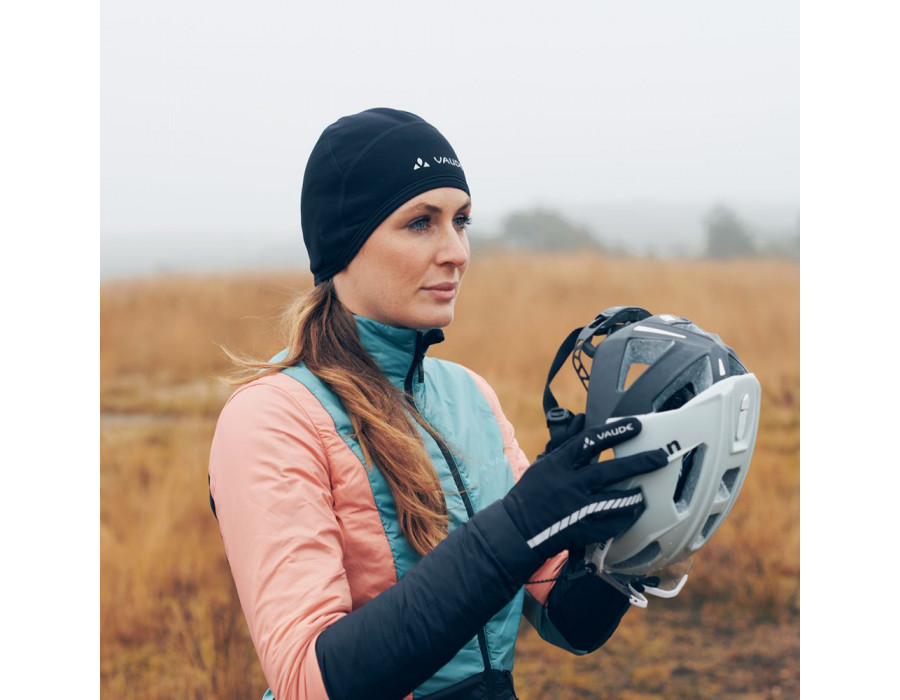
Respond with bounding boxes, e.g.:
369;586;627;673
354;315;445;390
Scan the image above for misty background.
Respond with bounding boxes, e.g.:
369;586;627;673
101;0;798;278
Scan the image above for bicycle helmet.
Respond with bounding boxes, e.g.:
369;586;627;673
542;306;761;606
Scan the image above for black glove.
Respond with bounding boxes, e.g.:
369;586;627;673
501;417;668;561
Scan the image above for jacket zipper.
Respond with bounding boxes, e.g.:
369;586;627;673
404;332;494;686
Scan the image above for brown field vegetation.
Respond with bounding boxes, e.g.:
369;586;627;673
100;254;799;699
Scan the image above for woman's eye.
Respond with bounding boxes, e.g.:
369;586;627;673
454;215;472;230
408;217;430;232
407;214;471;232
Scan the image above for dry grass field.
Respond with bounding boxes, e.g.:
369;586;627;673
100;253;799;699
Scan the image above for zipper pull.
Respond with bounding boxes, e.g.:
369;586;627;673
410;328;444;388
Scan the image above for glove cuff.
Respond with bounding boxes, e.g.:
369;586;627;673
474;500;546;585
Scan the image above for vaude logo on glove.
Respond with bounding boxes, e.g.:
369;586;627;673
583;421;635;449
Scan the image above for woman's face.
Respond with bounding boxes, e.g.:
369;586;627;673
333;187;471;330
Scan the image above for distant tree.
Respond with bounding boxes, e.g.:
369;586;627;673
704;204;756;259
789;214;800;260
604;240;632;258
788;232;799;260
501;208;603;251
758;233;800;261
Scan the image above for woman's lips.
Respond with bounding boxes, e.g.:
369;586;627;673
422;282;458;301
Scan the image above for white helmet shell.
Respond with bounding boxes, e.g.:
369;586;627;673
603;371;760;575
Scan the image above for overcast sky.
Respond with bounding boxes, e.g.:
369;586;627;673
101;0;798;263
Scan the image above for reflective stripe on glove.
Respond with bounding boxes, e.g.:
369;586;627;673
501;417;668;561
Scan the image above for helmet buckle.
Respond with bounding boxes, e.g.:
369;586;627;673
544;407;586;452
546;406;574;425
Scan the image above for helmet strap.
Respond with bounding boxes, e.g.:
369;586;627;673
541;327;585;452
542;307;652;453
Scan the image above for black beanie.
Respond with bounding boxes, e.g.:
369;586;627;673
301;108;470;284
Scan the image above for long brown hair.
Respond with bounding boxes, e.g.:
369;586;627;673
224;279;449;555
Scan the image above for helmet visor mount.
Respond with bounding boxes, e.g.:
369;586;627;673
588;538;694;609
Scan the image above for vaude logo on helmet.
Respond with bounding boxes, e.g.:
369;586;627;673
583;422;635;449
413;157;431;170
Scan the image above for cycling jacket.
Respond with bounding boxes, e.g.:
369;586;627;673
208;315;630;700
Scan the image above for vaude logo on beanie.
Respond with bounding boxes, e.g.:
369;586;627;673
433;156;462;168
413;155;463;171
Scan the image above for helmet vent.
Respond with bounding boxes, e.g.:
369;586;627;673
673;445;706;513
623;363;650;390
719;467;741;498
612;541;661;570
727;354;747;376
700;513;720;539
653;356;713;412
617;338;674;391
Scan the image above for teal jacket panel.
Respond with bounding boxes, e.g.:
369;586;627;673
278;315;523;697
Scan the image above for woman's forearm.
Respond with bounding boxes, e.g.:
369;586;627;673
315;501;542;700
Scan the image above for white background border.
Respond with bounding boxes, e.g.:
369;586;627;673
4;0;896;695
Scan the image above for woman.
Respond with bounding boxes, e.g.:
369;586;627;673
208;108;667;700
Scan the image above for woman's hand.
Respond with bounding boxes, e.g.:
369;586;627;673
501;417;668;560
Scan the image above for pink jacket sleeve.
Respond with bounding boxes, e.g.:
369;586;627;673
208;376;347;700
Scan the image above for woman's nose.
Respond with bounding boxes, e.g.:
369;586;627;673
435;221;469;267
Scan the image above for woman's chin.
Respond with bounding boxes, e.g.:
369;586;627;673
410;302;456;330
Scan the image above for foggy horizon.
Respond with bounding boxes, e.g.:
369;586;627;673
101;0;798;277
101;194;798;278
